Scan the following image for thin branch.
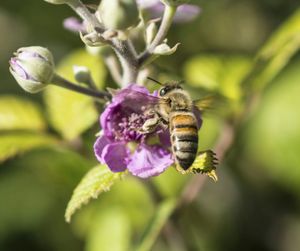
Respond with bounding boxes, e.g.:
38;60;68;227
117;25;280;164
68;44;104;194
67;0;139;86
112;39;139;86
67;0;105;33
52;74;111;101
138;5;177;66
103;53;122;84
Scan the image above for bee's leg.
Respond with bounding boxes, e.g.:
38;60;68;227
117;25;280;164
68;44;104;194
140;113;161;134
159;118;169;130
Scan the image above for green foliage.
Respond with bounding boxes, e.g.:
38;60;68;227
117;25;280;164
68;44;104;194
184;54;251;100
0;132;57;162
16;147;92;187
44;49;106;140
135;199;177;251
86;208;131;251
72;177;155;240
0;96;57;162
152;168;189;198
2;2;300;251
65;165;127;223
242;9;300;91
0;169;56;240
245;58;300;191
0;96;46;131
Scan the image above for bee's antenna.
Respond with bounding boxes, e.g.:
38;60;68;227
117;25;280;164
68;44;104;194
147;77;164;86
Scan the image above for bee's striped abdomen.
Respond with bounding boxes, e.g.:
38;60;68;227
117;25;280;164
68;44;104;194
170;112;198;170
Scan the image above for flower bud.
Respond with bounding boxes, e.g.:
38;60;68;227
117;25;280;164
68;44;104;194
9;46;55;93
98;0;140;30
145;21;158;45
73;65;91;83
153;42;180;55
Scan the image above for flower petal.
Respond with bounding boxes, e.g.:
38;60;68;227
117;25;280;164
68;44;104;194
141;2;200;23
113;84;156;108
158;130;171;147
100;84;159;139
63;17;86;33
174;4;201;23
94;135;111;163
127;144;174;178
102;142;130;172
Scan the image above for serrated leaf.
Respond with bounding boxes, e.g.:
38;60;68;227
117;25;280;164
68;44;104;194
0;96;46;131
65;165;127;223
242;9;300;91
135;199;176;251
0;132;58;162
44;49;106;140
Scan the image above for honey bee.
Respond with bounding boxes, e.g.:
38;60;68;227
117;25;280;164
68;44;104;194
141;77;218;176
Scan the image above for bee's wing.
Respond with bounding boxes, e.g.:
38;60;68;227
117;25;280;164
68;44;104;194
193;94;228;115
119;89;164;113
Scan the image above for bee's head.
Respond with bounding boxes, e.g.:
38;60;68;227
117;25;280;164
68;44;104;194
147;77;184;97
158;83;182;97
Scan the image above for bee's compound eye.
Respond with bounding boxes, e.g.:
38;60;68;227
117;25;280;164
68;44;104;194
159;87;167;96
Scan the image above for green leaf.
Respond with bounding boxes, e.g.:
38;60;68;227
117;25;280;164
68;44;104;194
0;169;57;238
13;147;92;188
72;177;154;238
245;58;300;192
44;49;106;140
242;8;300;91
135;199;177;251
65;165;127;223
184;54;251;100
0;132;58;162
86;208;131;251
0;96;46;131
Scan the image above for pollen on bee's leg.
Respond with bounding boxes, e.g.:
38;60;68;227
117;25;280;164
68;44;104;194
175;164;187;174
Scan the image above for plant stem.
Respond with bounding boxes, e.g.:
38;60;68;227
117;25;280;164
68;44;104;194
67;0;105;33
138;5;177;66
66;0;139;87
52;74;111;101
112;39;139;86
103;53;122;84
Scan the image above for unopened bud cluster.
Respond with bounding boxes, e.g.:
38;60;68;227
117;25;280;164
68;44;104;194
9;0;201;92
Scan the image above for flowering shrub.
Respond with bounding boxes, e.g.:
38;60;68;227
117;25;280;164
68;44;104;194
5;0;300;250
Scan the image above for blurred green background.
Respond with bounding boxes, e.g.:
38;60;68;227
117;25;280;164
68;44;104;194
1;0;300;251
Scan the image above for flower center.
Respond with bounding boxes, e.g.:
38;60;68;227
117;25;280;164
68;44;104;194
112;111;148;142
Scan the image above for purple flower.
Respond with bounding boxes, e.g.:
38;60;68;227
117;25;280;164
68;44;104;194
137;0;201;23
94;84;173;178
